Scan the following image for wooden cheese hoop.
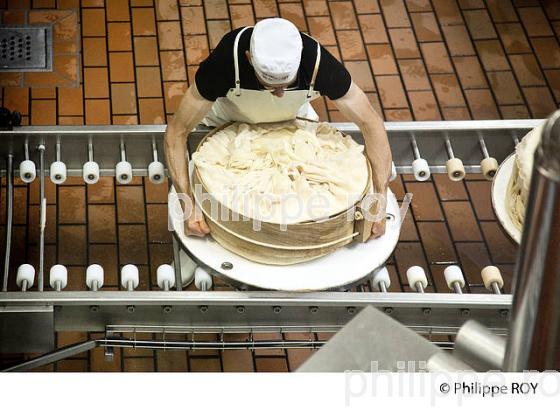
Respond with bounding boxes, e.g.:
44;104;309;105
191;120;376;265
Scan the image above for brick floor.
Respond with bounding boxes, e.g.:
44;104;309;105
1;0;559;125
0;0;546;372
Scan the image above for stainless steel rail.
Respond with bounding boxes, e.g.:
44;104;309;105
0;290;510;307
0;291;511;336
38;144;46;292
0;120;543;175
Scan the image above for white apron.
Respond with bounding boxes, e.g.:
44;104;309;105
202;26;322;127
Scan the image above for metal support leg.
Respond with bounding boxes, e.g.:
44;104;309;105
479;136;490;159
120;141;127;163
88;140;94;163
152;139;159;163
172;236;183;291
411;135;421;160
104;330;114;362
38;144;46;292
444;137;455;160
2;155;14;292
452;282;463;295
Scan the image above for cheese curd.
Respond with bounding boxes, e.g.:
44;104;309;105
192;120;370;224
507;124;543;231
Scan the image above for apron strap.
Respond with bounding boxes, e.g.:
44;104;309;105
233;26;253;97
307;38;321;98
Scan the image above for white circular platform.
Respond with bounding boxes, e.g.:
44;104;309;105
491;153;521;244
169;186;401;291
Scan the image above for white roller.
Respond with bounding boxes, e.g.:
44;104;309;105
86;264;104;290
116;161;133;185
444;265;465;290
194;266;212;291
390;161;397;182
406;265;427;291
16;264;35;289
49;264;68;290
19;159;36;183
49;161;67;184
481;157;498;181
148;161;165;184
83;161;100;184
412;158;431;181
446;157;465;181
371;266;391;291
121;264;139;290
157;264;176;289
481;265;504;291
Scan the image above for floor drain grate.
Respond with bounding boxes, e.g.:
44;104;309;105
0;26;52;72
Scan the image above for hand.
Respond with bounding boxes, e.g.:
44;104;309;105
185;211;210;237
370;214;386;239
368;192;387;240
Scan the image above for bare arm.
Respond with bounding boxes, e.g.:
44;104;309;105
333;82;392;237
164;82;213;235
333;82;392;194
165;82;213;198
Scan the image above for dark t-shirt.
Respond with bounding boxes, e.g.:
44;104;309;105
195;27;352;102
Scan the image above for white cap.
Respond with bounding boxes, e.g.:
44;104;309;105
250;18;303;85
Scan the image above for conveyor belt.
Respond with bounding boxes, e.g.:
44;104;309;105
0;120;537;369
